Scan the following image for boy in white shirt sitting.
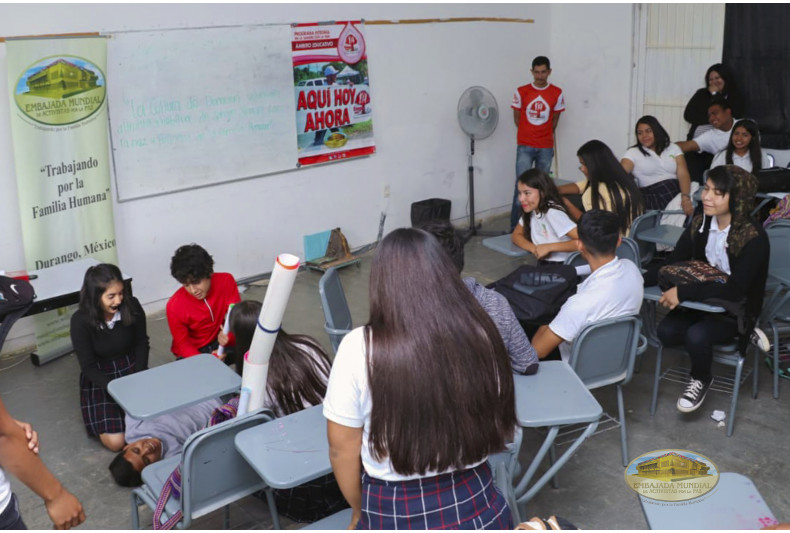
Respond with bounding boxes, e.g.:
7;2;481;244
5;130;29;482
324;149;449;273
531;210;644;361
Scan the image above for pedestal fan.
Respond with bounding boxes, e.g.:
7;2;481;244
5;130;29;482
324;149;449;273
457;86;500;239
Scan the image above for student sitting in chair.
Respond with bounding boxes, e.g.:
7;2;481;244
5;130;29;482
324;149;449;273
420;219;539;375
530;210;644;361
166;244;240;361
108;398;222;487
651;165;769;413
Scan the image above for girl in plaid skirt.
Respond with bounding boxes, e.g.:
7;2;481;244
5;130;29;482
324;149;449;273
324;228;517;529
70;264;149;451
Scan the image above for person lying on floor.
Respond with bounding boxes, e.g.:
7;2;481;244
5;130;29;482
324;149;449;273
530;209;644;361
109;305;348;522
108;398;222;487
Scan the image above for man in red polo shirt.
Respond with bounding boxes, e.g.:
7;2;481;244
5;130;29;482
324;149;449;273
510;56;565;231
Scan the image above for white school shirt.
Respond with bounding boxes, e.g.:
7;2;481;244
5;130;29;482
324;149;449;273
0;468;11;516
323;327;485;481
622;144;683;188
704;215;731;275
693;120;738;155
519;207;576;262
710;150;771;174
548;257;644;362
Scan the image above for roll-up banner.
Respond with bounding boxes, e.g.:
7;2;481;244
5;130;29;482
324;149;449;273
5;37;117;364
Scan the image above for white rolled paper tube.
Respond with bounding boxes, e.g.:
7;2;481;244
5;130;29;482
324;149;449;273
240;359;269;415
241;253;300;411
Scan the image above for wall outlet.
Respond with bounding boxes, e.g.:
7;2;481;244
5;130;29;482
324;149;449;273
383;185;391;198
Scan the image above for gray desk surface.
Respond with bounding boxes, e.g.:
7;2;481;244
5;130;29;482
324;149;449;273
514;361;601;427
639;472;777;530
235;364;603;493
635;224;684;247
235;404;330;490
643;285;725;313
108;354;240;420
482;234;528;258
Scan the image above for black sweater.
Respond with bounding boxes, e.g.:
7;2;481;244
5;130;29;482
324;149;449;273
70;297;149;391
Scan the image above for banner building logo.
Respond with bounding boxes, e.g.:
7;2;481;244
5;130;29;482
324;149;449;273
14;55;106;126
625;449;719;502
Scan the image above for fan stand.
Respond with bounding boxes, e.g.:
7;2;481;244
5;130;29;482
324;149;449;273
461;136;506;243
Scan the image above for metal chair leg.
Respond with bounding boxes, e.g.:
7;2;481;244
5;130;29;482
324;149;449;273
726;356;744;437
772;324;781;399
651;344;663;415
618;384;628;467
264;487;281;530
130;492;141;530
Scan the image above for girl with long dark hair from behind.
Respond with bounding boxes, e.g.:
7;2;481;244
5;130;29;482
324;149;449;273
558;139;644;235
70;264;149;451
511;168;579;263
711;119;769;174
621;115;694;214
324;227;516;530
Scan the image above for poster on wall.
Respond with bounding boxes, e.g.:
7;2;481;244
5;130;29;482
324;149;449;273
292;21;375;166
5;37;117;363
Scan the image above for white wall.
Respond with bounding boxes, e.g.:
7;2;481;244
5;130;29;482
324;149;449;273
550;4;634;181
0;3;635;353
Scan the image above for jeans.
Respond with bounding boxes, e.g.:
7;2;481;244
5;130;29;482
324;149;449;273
657;309;738;381
511;145;554;231
0;493;27;530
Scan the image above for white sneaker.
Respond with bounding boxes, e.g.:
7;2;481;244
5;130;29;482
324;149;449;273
750;327;771;352
677;377;712;413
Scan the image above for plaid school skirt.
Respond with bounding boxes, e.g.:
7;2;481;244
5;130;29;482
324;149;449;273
358;462;512;530
79;353;135;436
641;179;680;211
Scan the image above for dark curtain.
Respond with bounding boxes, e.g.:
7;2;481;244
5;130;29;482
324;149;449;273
724;5;790;149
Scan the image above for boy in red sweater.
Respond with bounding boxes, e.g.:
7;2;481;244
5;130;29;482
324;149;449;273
166;244;241;360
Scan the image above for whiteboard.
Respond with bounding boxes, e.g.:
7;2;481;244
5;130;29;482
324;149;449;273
107;25;298;201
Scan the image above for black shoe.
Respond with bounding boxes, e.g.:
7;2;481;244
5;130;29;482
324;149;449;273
677;376;712;413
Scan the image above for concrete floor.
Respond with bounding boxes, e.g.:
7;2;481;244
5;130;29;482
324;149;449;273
1;214;788;529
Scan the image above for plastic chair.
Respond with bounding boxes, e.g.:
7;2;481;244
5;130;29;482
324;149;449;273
568;315;645;466
629;210;685;266
753;221;790;399
130;409;279;529
318;267;353;353
649;338;747;437
563;237;642;274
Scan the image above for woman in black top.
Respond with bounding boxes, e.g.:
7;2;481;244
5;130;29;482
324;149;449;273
684;64;746;140
70;264;149;450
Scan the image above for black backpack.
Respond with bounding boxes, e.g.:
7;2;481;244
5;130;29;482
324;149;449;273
0;275;36;352
488;263;578;325
0;276;36;317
